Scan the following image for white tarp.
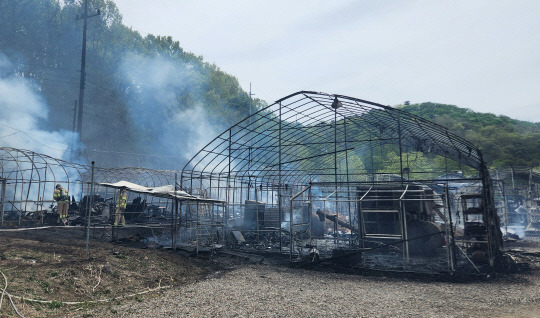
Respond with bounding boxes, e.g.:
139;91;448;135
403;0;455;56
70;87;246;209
98;181;223;203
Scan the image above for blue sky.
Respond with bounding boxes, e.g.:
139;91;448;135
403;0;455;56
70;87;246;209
114;0;540;122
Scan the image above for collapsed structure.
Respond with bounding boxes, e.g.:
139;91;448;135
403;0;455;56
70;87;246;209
0;147;179;227
180;91;503;273
492;167;540;237
0;91;509;274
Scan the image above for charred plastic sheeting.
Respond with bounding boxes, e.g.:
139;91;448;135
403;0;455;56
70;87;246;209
180;91;504;274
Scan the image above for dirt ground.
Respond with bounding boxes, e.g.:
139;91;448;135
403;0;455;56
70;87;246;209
0;227;539;317
0;226;218;317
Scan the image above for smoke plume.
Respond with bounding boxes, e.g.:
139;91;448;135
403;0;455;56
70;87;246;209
0;52;79;160
0;52;83;211
118;52;222;170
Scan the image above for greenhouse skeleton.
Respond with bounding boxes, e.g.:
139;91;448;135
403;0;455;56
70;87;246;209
0;91;505;274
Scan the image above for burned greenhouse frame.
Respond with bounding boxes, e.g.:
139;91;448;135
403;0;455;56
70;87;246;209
491;167;540;237
0;91;505;274
0;147;181;229
181;91;503;273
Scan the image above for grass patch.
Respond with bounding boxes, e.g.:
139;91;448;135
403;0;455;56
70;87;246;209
26;271;37;282
24;288;35;294
46;300;64;310
74;301;95;311
38;280;51;294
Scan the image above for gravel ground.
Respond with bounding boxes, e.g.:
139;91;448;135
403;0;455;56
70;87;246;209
74;258;540;318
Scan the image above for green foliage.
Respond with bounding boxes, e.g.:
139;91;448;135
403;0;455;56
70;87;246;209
46;300;64;309
345;153;366;181
399;103;540;168
38;280;51;294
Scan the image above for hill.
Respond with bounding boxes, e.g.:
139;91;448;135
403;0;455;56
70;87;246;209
399;103;540;168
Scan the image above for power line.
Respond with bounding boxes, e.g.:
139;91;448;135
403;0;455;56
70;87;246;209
0;132;20;139
83;149;179;158
0;123;168;158
0;123;70;146
0;123;70;152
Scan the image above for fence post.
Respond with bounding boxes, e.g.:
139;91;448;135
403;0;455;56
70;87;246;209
0;179;6;227
85;161;95;259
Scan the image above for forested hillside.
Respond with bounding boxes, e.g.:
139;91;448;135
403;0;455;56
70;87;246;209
399;103;540;168
0;0;264;169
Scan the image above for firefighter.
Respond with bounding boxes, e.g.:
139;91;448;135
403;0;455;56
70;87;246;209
114;188;127;226
53;184;69;225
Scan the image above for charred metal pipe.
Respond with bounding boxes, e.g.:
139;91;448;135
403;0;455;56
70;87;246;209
316;209;359;233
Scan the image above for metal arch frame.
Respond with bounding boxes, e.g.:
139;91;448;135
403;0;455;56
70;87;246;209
0;90;505;272
179;91;502;272
0;147;184;221
181;91;485;187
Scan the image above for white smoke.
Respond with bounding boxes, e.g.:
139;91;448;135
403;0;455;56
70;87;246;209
504;225;525;239
0;53;83;212
118;53;222;169
171;105;220;162
0;53;78;159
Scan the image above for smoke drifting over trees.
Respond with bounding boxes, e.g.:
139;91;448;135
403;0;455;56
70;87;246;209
0;53;78;160
0;0;265;169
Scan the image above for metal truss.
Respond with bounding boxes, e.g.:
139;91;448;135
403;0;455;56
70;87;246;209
180;91;503;273
0;146;178;226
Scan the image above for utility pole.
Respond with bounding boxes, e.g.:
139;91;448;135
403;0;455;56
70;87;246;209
249;83;255;124
248;83;256;142
70;99;77;162
248;83;255;173
249;83;254;115
76;0;100;157
72;100;78;133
